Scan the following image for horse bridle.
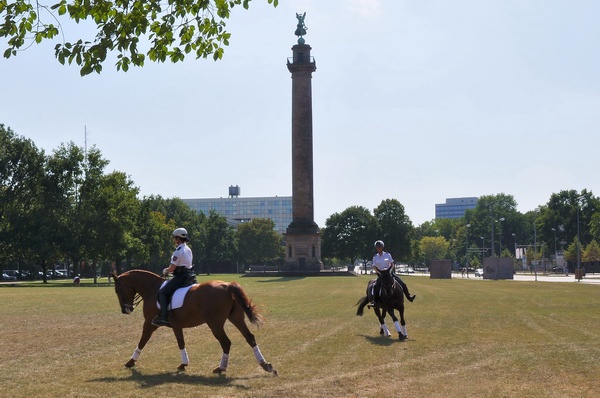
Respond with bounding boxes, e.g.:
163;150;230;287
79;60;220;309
380;269;397;297
115;279;142;314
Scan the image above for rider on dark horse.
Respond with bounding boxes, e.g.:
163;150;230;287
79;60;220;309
371;240;415;304
152;227;194;328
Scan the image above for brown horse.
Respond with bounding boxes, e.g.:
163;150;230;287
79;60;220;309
112;270;277;375
356;265;407;340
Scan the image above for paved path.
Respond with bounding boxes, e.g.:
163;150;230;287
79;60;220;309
452;272;600;284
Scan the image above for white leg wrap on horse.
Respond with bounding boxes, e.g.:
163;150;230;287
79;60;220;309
381;324;391;336
131;347;142;361
219;353;230;370
400;324;408;337
252;345;266;364
180;348;189;365
394;321;402;333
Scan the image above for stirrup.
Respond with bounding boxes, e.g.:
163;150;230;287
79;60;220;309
152;316;172;328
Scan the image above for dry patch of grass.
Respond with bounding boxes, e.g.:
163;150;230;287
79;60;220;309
1;275;599;397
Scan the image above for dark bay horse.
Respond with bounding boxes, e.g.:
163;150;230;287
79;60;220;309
112;270;277;375
356;265;407;340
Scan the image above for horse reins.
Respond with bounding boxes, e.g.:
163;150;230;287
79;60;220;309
116;279;143;311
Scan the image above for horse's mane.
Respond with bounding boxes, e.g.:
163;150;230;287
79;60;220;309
119;269;162;279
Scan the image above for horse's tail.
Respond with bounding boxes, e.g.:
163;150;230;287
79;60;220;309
228;282;263;325
355;296;369;316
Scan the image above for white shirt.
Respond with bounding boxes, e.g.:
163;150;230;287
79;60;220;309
171;243;193;269
372;251;394;271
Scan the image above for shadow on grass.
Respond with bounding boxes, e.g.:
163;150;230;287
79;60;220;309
360;334;410;347
89;367;265;391
0;281;114;288
254;277;307;283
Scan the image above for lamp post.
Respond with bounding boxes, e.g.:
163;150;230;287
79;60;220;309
512;232;518;272
465;223;471;278
551;227;557;267
490;215;495;257
577;196;584;280
534;207;539;281
497;217;505;256
480;236;485;265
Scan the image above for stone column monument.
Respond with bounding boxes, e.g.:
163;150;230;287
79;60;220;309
284;13;323;271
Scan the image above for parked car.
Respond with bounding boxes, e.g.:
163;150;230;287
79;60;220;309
475;268;484;277
2;270;19;281
54;270;68;278
396;265;414;274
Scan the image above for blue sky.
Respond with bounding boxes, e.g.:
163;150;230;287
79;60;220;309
1;0;599;227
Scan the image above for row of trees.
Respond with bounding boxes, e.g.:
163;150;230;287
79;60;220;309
405;192;600;269
0;125;282;281
3;124;600;279
322;191;600;271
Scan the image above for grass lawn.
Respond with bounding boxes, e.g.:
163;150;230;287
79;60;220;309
1;274;599;397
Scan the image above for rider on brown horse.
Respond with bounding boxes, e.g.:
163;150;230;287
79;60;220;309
372;240;415;304
152;227;194;328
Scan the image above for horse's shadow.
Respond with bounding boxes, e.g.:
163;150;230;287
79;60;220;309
89;367;259;390
359;334;412;347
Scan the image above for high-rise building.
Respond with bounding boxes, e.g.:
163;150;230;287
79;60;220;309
183;187;292;234
435;197;478;219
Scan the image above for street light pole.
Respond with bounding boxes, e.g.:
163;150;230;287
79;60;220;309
512;232;518;272
534;208;539;281
497;217;505;256
551;227;557;267
480;236;484;266
465;224;471;279
577;196;584;280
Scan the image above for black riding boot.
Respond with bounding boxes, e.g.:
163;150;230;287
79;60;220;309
152;292;172;328
395;276;416;302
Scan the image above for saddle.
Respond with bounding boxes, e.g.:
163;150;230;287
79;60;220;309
158;275;198;310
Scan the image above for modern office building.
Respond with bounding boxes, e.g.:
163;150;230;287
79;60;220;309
435;197;478;219
182;186;292;234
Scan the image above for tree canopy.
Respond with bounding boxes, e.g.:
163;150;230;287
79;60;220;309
321;206;378;268
0;124;249;280
0;0;278;75
237;218;283;265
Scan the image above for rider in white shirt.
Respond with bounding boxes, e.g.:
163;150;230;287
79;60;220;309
152;227;194;328
372;240;415;303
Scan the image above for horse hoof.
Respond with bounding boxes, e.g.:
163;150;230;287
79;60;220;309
379;329;384;335
399;334;406;341
260;362;273;372
212;367;226;374
177;364;187;371
125;359;136;368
